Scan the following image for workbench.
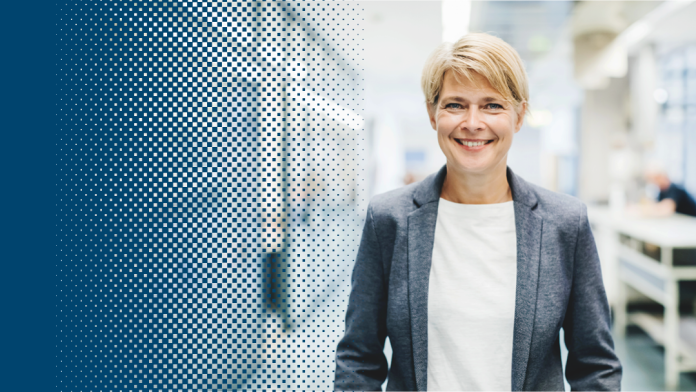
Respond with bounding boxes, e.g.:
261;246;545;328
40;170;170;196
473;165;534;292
588;206;696;390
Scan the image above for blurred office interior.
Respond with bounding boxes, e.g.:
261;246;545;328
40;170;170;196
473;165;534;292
363;1;696;390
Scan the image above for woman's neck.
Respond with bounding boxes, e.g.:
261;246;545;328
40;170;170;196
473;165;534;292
440;163;512;205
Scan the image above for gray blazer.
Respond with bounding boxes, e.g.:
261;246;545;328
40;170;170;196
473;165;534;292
334;165;622;391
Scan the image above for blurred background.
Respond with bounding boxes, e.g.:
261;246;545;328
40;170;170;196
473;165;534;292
362;1;696;390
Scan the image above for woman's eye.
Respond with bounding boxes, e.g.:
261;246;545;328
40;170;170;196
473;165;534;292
486;103;504;110
445;103;463;109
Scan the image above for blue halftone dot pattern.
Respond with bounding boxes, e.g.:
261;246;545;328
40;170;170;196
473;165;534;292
57;1;364;389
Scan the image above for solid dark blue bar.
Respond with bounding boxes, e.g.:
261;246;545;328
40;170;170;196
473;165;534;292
0;1;58;390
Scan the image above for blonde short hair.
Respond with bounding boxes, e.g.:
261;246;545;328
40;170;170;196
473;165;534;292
421;33;529;108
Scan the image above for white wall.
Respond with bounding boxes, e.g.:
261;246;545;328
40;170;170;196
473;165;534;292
363;1;445;194
579;77;629;203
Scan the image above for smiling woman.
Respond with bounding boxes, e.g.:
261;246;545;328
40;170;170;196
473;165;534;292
334;33;622;391
423;33;528;205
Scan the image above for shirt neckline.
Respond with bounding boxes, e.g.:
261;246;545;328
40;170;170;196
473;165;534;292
438;197;514;207
437;197;515;217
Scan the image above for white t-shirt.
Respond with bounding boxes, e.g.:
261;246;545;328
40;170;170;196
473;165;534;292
427;198;517;391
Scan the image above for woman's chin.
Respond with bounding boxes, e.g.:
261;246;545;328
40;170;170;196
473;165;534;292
448;159;493;174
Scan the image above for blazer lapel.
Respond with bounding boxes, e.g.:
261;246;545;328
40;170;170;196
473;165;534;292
508;169;543;391
408;203;439;391
408;166;447;391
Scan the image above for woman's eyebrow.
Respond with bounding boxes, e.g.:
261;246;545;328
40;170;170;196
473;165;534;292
441;96;503;103
441;96;468;103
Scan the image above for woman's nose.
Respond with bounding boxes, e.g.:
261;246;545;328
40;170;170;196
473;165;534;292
462;106;484;132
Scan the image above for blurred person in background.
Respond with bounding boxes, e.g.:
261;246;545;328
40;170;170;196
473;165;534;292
334;33;621;391
640;161;696;217
631;162;696;267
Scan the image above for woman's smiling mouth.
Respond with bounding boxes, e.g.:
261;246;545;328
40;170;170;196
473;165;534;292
455;138;494;150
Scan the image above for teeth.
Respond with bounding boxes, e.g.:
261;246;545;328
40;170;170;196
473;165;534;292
459;140;488;147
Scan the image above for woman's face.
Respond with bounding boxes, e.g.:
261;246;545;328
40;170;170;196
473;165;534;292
428;71;525;176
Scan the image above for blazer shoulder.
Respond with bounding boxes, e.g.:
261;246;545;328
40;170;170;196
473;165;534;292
369;181;420;220
527;182;586;225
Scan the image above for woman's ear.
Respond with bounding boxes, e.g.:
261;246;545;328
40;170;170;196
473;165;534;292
514;102;527;133
427;102;437;130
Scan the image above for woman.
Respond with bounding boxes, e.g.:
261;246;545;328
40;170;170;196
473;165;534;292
334;33;622;391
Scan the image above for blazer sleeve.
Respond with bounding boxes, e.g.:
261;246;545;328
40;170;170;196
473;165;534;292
563;205;623;391
334;202;389;391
